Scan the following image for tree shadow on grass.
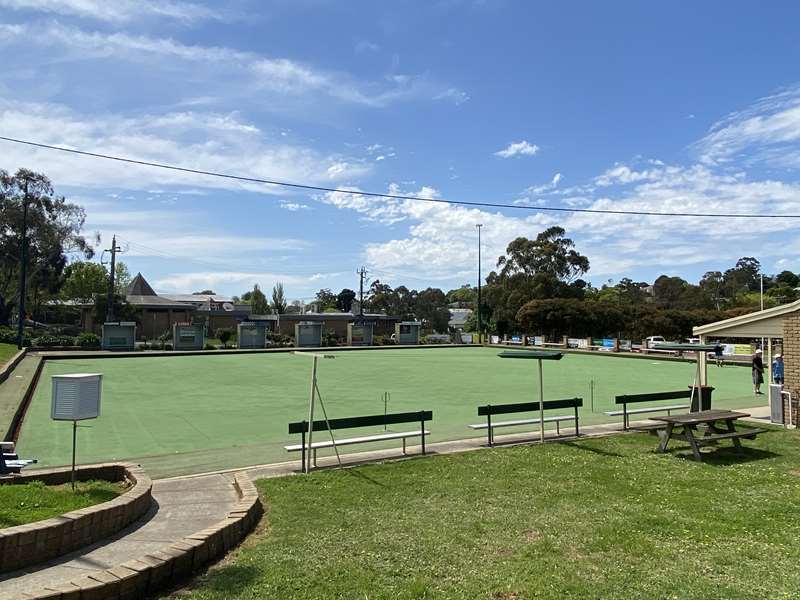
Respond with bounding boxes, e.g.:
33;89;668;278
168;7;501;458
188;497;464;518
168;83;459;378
559;440;624;458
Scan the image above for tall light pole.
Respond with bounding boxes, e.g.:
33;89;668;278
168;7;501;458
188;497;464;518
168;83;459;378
476;224;483;344
16;178;30;350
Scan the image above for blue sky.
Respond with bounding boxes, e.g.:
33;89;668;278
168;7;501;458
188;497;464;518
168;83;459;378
2;0;800;300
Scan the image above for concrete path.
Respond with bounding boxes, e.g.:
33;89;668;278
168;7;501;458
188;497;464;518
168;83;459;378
163;404;774;483
0;473;240;599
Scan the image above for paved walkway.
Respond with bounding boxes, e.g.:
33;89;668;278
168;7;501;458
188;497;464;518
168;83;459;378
0;473;240;599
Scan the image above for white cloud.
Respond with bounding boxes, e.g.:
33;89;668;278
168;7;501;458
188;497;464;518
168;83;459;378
279;202;311;212
494;140;539;158
0;100;370;192
694;86;800;168
0;21;466;109
153;270;335;294
434;88;470;105
0;0;224;22
525;172;563;195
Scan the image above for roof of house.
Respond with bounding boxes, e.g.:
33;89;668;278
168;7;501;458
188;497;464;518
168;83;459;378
124;273;197;309
692;299;800;338
126;273;157;296
161;294;233;304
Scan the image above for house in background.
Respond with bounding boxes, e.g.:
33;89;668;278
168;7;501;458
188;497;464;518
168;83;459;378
448;308;473;331
80;272;401;342
81;273;195;340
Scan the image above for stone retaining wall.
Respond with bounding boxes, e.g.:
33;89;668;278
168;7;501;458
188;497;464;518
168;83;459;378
21;471;263;599
0;463;152;574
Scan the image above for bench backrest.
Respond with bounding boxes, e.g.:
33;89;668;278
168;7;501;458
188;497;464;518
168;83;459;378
615;389;690;405
478;398;582;416
289;410;433;434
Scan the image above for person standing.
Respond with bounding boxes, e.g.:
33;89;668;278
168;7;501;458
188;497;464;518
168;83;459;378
772;353;785;385
713;341;724;367
752;349;765;395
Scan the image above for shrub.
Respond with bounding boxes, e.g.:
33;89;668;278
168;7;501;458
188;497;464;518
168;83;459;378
75;333;101;348
322;329;340;347
215;328;234;348
266;332;294;347
33;334;76;347
204;343;217;350
164;343;173;351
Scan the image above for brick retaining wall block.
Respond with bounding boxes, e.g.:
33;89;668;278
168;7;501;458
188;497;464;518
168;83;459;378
19;471;263;599
0;463;152;575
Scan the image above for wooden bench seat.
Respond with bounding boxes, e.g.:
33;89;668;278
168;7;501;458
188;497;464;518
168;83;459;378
605;404;688;417
686;428;768;445
287;410;432;471
285;429;430;452
471;398;582;446
468;415;575;435
608;389;708;430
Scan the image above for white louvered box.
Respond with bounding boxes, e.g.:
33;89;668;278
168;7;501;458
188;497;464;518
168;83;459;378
51;373;102;421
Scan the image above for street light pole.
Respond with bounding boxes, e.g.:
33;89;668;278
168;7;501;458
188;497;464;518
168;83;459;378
16;178;30;350
476;224;483;344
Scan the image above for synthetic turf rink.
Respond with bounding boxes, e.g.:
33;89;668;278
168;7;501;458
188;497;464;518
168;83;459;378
16;347;759;478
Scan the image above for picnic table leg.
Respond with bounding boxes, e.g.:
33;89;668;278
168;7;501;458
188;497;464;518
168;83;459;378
656;423;674;453
684;425;703;461
724;419;744;453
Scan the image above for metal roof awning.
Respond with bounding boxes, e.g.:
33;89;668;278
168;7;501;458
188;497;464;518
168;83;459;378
654;343;717;351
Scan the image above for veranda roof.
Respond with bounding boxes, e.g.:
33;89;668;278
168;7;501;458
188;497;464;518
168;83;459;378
692;299;800;339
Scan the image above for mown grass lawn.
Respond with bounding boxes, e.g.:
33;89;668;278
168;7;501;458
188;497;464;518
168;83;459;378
0;343;18;367
179;427;800;600
0;480;122;528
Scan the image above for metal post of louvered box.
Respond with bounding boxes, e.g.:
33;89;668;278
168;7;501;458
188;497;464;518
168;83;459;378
51;373;102;421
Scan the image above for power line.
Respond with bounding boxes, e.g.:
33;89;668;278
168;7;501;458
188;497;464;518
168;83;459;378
1;134;798;219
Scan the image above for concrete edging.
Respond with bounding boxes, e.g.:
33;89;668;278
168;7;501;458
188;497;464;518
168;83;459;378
0;348;27;386
22;471;263;600
0;463;152;574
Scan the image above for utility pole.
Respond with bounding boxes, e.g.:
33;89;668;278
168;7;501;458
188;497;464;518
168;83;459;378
102;235;123;323
356;266;368;318
476;224;483;344
16;178;30;350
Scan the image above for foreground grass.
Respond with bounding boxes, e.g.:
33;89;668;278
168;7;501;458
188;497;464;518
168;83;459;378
0;343;18;367
181;428;800;600
0;480;122;528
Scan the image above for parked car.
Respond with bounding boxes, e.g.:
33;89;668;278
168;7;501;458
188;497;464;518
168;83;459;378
645;335;666;348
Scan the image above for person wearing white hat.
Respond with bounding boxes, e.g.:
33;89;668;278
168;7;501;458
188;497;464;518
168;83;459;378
772;353;784;385
752;349;765;395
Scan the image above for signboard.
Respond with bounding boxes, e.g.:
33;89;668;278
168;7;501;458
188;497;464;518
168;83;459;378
533;336;544;346
568;338;588;349
491;335;500;345
461;333;474;344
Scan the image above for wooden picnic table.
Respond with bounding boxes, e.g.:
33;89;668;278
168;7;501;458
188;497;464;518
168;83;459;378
651;410;767;461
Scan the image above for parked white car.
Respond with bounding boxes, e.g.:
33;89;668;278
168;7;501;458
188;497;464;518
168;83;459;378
645;335;666;348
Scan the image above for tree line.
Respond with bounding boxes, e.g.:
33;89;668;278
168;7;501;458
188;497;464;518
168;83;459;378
2;168;796;340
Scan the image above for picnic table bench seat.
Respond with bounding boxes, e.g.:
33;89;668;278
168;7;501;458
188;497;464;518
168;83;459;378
653;410;768;460
470;398;582;446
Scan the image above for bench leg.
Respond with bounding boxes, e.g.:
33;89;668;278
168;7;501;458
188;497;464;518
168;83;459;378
313;448;318;468
684;426;703;461
402;437;407;455
724;419;744;453
656;423;674;453
556;420;560;436
421;430;426;455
